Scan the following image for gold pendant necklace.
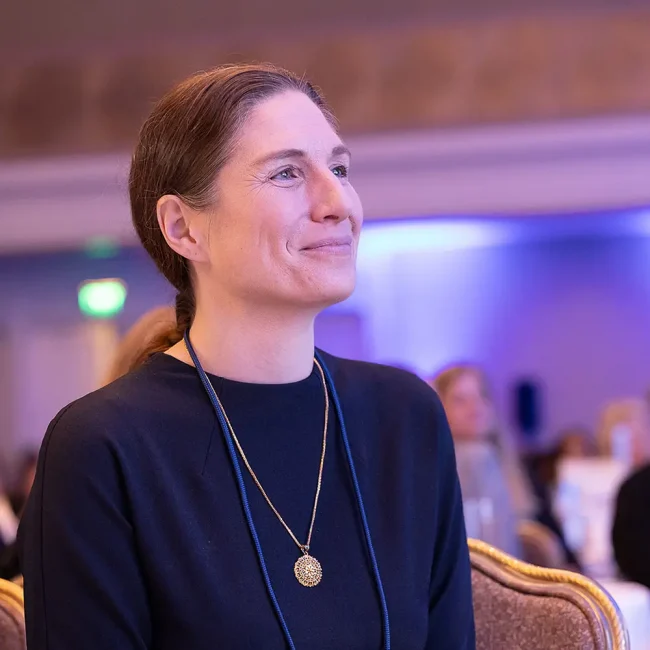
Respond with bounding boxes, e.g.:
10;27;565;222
294;546;323;587
198;354;329;588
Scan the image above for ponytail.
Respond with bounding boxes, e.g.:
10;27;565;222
102;287;196;384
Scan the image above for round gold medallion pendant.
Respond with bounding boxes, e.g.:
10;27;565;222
294;553;323;587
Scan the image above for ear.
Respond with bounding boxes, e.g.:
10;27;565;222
156;195;210;263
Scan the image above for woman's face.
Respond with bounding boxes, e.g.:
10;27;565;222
198;90;363;312
443;372;495;441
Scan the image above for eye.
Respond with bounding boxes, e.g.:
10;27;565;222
332;165;349;179
271;166;299;181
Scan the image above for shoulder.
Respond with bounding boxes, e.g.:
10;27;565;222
41;354;201;460
320;352;442;410
317;351;445;423
49;357;164;427
318;354;460;507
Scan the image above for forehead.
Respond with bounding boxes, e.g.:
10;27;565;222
237;90;342;161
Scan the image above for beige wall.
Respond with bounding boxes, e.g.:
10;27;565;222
4;320;119;457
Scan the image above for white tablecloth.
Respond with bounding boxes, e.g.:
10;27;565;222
599;580;650;649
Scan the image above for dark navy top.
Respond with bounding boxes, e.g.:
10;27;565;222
19;351;475;649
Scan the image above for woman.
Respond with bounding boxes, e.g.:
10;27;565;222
19;64;475;649
432;364;535;558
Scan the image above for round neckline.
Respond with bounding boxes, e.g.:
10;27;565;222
151;351;319;389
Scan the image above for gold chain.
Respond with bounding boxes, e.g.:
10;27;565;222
202;359;329;554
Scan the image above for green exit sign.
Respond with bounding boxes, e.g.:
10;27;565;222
78;279;127;319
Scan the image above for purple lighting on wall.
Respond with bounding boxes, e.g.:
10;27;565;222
358;219;510;262
358;208;650;265
350;209;650;440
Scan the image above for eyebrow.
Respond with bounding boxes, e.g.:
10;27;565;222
253;144;352;168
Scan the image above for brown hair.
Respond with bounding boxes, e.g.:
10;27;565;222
432;364;492;402
129;63;334;363
103;306;176;384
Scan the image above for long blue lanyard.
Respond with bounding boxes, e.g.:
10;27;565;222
183;331;391;650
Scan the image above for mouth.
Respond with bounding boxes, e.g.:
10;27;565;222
301;236;354;256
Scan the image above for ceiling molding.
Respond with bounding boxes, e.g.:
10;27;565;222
3;9;650;158
2;115;650;254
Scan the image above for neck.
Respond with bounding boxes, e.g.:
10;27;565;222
168;292;318;384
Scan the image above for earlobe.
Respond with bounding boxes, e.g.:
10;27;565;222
157;195;206;262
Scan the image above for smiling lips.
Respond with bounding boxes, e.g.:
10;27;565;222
301;236;353;256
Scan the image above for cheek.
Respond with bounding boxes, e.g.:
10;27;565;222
225;195;295;260
349;187;364;230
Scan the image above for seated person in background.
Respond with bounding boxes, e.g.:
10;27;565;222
524;436;584;571
432;364;536;558
606;399;650;586
0;450;38;580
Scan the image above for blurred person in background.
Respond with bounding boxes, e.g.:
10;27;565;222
19;64;475;649
526;427;593;529
523;425;594;512
596;398;650;468
557;425;595;459
8;450;38;517
0;476;18;555
432;364;535;558
0;450;38;580
605;398;650;588
524;428;588;572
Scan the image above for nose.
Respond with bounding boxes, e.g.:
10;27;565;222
309;168;353;224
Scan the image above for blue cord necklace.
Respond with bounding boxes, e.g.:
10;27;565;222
183;331;391;650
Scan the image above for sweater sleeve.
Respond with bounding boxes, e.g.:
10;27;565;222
18;404;152;650
426;397;476;649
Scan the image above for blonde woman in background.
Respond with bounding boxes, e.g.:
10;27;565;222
596;398;650;469
432;364;535;558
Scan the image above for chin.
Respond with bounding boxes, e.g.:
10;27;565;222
306;275;356;309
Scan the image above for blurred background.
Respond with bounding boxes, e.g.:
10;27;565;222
3;0;650;640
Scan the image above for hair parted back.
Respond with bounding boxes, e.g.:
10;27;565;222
129;63;334;363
